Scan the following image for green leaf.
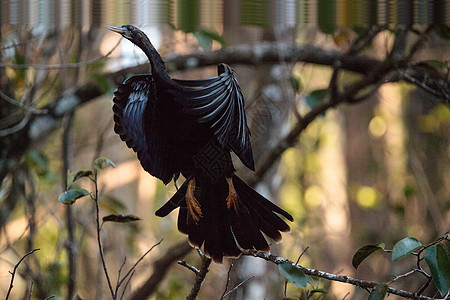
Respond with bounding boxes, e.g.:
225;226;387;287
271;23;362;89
177;0;200;33
368;283;388;300
318;0;336;34
305;89;327;111
289;74;302;94
67;169;93;188
352;243;385;269
102;214;141;223
424;244;450;296
392;237;422;261
25;150;49;176
73;170;93;182
422;60;448;70
93;157;116;170
58;188;90;205
194;29;227;50
310;288;327;295
193;32;212;50
436;25;450;40
99;195;127;214
278;263;311;288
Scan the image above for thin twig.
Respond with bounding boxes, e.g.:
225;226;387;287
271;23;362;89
130;241;193;300
178;260;200;275
285;246;310;297
342;291;351;300
389;269;416;284
114;257;127;297
5;248;40;300
119;270;135;300
220;260;234;299
0;39;121;70
62;112;77;300
0;111;31;137
221;275;255;299
0;89;48;114
117;239;163;288
296;246;309;265
28;281;34;300
93;170;115;299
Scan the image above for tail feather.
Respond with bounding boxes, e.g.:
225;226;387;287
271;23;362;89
244;205;283;242
233;176;294;222
155;174;293;263
227;208;271;252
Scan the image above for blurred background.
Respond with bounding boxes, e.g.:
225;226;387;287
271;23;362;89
0;1;449;299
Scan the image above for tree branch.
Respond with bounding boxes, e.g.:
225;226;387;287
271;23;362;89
186;252;212;300
118;42;380;77
5;248;40;300
130;241;193;300
242;250;443;300
26;40;449;144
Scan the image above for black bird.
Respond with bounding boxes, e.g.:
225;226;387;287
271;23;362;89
107;25;293;263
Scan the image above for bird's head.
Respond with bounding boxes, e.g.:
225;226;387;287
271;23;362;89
106;25;152;47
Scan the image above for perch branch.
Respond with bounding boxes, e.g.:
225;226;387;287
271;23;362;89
242;250;443;300
186;252;212;300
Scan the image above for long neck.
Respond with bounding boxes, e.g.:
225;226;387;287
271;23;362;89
137;37;171;83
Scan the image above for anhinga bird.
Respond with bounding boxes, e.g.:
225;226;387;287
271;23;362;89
107;25;293;263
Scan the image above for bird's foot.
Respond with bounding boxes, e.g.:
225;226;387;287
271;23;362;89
186;178;202;223
226;177;240;213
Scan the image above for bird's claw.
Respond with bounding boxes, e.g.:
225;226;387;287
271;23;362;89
186;178;202;223
226;177;240;213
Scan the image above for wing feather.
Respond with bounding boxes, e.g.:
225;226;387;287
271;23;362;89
112;75;173;183
173;64;255;170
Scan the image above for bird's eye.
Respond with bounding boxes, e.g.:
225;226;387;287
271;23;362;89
124;32;132;39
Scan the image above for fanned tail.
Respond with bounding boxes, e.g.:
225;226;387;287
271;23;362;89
155;175;293;263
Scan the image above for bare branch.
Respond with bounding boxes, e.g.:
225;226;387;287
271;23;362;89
178;260;200;275
220;261;233;299
93;170;115;298
242;249;443;300
220;275;255;300
130;241;192;300
5;248;40;300
186;253;212;300
62;112;77;300
0;39;121;70
117;239;163;288
0;88;48;114
0;111;32;137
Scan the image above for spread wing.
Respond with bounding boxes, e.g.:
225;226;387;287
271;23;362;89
113;75;174;184
173;64;254;170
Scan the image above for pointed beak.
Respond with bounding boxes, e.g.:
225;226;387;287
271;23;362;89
106;25;125;34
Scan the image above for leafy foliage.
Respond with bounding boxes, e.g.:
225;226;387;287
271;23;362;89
305;89;327;112
278;263;313;288
352;243;385;269
392;237;422;261
93;157;116;170
102;214;141;223
194;29;227;50
368;283;388;300
58;188;90;205
424;244;450;296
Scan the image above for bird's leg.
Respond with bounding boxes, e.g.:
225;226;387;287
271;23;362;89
226;177;239;212
186;177;202;222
